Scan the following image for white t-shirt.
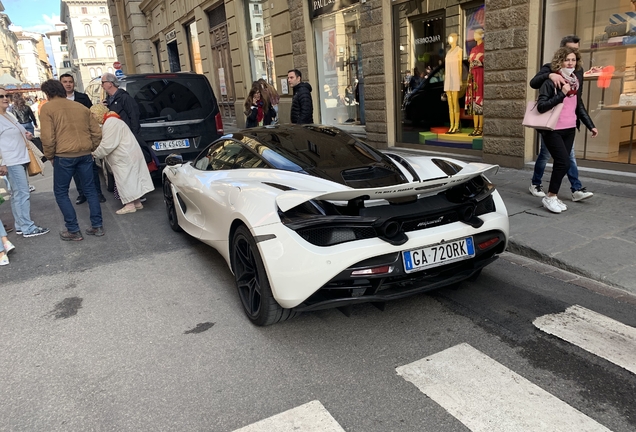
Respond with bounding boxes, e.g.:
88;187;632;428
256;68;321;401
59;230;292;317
0;112;30;166
67;93;75;101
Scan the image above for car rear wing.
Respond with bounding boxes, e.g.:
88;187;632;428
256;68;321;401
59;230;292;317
276;163;498;212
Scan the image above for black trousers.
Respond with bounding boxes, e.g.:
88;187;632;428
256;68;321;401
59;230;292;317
539;128;575;195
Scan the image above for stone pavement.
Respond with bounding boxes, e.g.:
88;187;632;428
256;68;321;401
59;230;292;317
492;166;636;294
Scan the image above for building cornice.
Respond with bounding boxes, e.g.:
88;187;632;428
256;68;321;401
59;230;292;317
139;0;163;15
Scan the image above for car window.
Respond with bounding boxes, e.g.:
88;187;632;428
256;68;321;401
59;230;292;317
234;149;268;169
123;77;217;122
194;140;243;171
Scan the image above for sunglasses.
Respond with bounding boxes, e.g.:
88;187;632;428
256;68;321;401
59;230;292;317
0;95;9;99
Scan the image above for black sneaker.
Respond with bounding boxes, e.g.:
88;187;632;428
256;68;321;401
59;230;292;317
60;230;83;241
16;229;22;235
23;227;50;238
75;195;87;205
98;194;107;203
85;226;105;237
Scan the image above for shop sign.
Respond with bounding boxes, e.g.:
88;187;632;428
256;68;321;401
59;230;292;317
310;0;359;19
414;35;441;45
166;30;176;43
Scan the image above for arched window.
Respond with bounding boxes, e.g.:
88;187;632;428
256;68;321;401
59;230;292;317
107;67;113;74
89;46;96;58
107;46;114;57
84;24;92;36
97;67;103;76
90;68;96;78
103;24;110;35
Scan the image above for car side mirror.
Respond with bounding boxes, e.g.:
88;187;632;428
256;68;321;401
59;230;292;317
165;154;183;166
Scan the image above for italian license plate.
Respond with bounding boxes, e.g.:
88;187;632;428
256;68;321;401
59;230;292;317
153;139;190;151
402;237;475;273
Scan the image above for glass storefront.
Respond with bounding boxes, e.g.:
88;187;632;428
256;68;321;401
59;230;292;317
245;0;277;87
544;0;636;165
312;3;364;128
394;2;484;152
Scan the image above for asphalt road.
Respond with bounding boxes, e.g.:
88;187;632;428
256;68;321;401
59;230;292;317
1;173;635;431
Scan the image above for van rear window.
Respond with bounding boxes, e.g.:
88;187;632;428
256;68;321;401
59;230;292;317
124;77;217;122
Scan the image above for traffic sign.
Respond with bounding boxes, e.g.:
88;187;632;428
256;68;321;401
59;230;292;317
115;69;124;78
113;61;121;70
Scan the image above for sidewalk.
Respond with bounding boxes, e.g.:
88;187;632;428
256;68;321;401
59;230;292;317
492;166;636;294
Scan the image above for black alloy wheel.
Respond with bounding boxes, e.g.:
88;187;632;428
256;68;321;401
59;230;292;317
163;178;182;232
231;225;297;326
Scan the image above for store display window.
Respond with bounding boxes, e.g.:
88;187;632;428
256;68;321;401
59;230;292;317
313;6;363;128
543;0;636;165
245;0;276;86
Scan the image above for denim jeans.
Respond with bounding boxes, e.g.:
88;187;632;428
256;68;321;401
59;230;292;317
73;160;102;196
6;164;36;234
0;217;7;237
531;136;582;192
20;122;34;135
54;155;103;232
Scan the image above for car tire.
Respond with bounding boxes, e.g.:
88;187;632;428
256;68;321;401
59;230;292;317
163;178;182;233
231;225;297;326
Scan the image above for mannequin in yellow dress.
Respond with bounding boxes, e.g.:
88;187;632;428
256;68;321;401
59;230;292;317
444;33;463;134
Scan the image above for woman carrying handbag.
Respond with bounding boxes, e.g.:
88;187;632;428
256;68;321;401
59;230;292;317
536;46;598;214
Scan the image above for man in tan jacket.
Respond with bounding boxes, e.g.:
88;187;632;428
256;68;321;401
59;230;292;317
40;80;104;241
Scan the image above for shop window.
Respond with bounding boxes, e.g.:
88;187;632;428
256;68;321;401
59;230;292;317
185;21;203;74
543;0;636;165
245;0;276;86
313;6;363;127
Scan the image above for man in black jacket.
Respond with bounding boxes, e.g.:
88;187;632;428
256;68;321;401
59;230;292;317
288;69;313;124
528;35;593;203
60;73;106;204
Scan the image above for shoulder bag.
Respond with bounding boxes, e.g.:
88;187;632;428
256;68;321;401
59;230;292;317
522;91;564;131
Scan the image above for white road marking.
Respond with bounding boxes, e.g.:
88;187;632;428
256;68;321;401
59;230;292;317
396;343;611;432
232;400;346;432
534;305;636;375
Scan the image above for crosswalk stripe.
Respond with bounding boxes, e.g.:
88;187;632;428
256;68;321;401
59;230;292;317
396;343;611;432
232;400;346;432
534;305;636;375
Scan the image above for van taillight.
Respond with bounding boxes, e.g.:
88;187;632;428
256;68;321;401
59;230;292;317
215;113;224;135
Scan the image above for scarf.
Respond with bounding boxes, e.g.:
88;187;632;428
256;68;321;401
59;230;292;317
103;111;121;123
255;100;264;124
559;69;579;96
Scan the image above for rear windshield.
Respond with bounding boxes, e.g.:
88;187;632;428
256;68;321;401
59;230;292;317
122;76;217;123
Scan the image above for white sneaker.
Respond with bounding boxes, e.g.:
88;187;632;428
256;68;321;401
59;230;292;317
3;241;15;254
572;188;593;202
542;196;562;213
529;184;546;197
556;198;567;211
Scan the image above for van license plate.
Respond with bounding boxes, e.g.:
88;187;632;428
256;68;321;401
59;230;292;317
402;237;475;273
154;139;190;151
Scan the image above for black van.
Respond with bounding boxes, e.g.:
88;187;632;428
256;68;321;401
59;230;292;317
86;72;224;164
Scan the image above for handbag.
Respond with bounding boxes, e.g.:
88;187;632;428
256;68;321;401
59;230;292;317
522;94;564;131
605;22;628;38
26;142;44;176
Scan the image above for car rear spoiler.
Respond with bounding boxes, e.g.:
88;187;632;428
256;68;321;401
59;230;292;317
276;163;498;212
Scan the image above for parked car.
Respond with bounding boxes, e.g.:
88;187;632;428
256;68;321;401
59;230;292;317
86;72;224;190
163;124;509;326
402;61;470;128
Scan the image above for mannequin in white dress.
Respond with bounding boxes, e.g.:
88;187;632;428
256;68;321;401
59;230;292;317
444;33;463;134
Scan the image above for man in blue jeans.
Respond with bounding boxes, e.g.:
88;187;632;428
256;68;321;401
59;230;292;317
40;80;104;241
528;34;593;202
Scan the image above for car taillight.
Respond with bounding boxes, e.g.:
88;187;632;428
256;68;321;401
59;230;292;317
351;265;393;276
215;113;224;135
477;237;499;250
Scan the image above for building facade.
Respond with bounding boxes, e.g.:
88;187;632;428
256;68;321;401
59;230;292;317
46;23;73;79
107;0;636;170
0;2;23;81
61;0;120;91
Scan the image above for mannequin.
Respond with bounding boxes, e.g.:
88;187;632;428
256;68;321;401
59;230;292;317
466;28;484;136
444;33;463;134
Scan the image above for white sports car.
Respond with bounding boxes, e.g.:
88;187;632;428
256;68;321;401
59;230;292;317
163;125;509;325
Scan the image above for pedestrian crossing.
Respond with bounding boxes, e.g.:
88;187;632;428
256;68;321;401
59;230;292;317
232;305;635;432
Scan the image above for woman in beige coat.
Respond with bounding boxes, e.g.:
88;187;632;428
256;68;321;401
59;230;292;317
90;105;154;214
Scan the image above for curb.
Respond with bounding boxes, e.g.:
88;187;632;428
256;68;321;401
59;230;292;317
506;239;630;293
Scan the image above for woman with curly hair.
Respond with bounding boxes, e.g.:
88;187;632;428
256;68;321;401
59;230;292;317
536;46;598;214
8;93;38;134
244;85;275;128
257;79;280;121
